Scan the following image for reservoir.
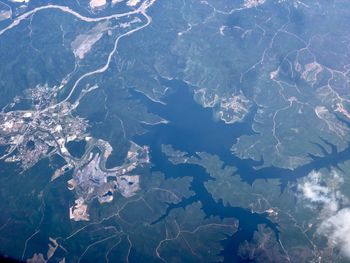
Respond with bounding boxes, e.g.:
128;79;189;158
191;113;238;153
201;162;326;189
133;78;350;261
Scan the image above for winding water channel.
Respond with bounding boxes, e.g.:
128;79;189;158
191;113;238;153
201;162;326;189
133;78;350;261
2;1;350;261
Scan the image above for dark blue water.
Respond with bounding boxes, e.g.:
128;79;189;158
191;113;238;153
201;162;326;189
66;140;87;159
144;144;278;262
132;79;350;262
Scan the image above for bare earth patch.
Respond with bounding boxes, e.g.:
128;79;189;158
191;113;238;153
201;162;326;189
90;0;107;9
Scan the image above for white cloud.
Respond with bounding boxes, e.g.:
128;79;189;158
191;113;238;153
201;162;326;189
298;170;346;214
298;169;350;258
298;171;331;203
318;208;350;258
